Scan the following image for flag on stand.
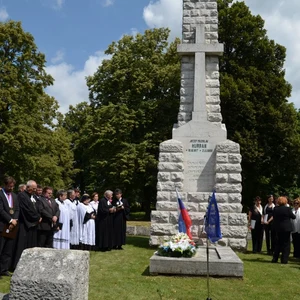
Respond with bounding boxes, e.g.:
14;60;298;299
176;190;192;239
205;191;222;243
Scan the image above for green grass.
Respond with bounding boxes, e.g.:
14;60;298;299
1;237;299;299
130;211;148;221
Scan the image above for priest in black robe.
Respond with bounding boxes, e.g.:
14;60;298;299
95;190;115;251
12;180;41;270
112;189;130;250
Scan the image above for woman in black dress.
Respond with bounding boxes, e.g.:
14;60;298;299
263;195;275;255
248;196;264;253
272;196;296;264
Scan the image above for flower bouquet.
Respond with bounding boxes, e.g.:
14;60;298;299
156;233;197;258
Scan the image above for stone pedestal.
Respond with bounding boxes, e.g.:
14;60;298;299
150;246;243;277
9;248;89;300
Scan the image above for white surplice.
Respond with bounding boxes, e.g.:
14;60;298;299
53;199;70;249
90;200;99;213
77;203;96;246
65;199;80;245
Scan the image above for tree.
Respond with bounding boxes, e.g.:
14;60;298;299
66;28;181;216
218;0;300;205
0;21;74;188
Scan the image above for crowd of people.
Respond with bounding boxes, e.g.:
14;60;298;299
248;194;300;264
0;176;130;277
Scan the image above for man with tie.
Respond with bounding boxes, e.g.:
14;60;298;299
36;186;60;248
0;176;19;276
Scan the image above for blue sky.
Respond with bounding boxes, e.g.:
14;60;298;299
1;0;300;112
3;0;151;69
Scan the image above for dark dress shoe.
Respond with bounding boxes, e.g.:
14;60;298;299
1;271;11;277
271;259;278;263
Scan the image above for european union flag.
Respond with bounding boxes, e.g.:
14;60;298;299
176;190;192;239
205;191;222;243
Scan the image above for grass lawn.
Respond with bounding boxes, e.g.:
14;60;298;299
0;237;299;299
127;220;151;227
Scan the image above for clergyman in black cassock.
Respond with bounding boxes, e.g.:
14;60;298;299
95;190;115;251
112;189;130;250
0;176;19;275
36;187;60;248
12;180;41;270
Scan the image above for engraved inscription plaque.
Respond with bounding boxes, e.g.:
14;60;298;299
184;139;215;192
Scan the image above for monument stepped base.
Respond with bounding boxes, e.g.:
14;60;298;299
149;246;243;277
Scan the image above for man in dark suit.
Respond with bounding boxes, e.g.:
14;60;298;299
36;186;60;248
0;176;19;276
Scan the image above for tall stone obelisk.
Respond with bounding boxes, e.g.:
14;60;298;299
150;0;248;250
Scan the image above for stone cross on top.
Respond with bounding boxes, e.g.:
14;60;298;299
177;24;223;120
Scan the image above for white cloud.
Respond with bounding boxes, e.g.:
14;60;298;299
143;0;182;40
243;0;300;107
0;7;9;22
46;51;108;113
51;50;65;64
102;0;114;7
40;0;64;10
130;28;139;37
54;0;64;10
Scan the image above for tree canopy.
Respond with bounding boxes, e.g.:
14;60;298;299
0;21;74;188
64;28;181;215
218;0;300;205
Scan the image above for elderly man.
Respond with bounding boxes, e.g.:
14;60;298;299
95;190;116;251
12;180;41;270
18;184;26;193
0;176;19;276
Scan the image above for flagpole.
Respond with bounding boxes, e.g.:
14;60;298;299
206;238;211;300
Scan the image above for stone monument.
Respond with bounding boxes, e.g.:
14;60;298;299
9;248;89;300
150;0;248;250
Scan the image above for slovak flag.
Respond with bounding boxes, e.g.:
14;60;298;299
176;189;192;239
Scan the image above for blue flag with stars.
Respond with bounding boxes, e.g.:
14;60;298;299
205;191;222;243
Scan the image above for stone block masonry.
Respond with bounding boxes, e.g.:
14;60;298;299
151;140;247;250
178;0;222;127
150;0;247;251
9;248;89;300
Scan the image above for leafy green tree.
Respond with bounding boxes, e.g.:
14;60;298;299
0;21;74;188
66;28;181;216
218;0;300;205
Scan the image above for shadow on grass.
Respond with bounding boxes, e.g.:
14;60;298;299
142;266;150;276
126;236;154;249
242;257;273;264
